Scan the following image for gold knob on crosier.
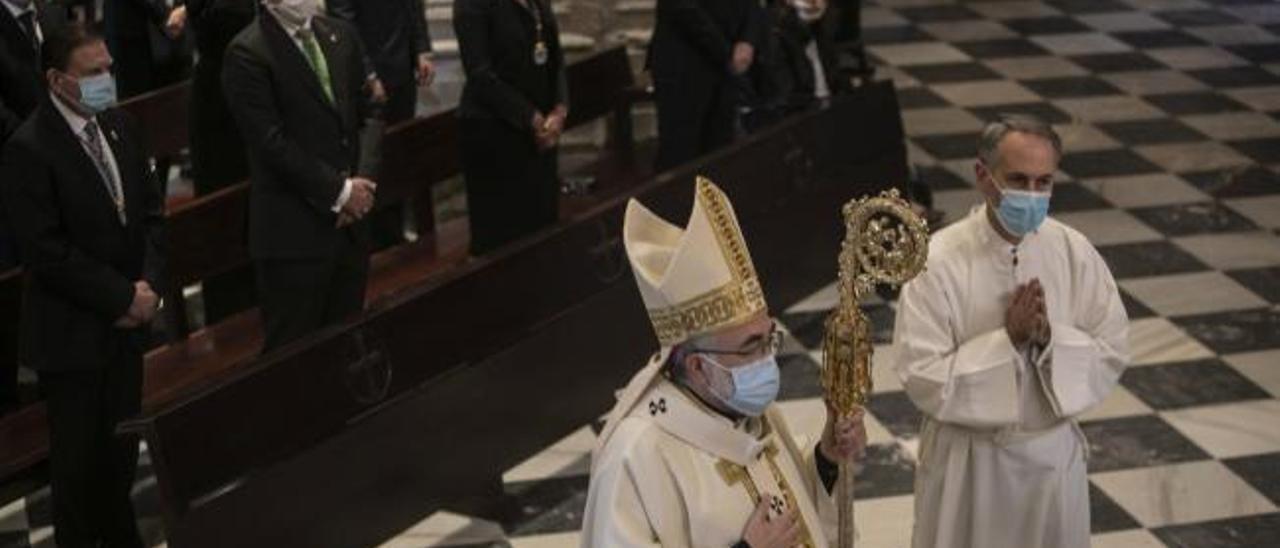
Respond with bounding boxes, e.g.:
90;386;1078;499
822;188;928;548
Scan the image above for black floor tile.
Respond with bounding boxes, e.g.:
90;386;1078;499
1154;513;1280;548
1229;137;1280;164
1097;118;1209;146
778;310;827;349
1174;307;1280;354
898;4;982;23
854;443;918;499
1145;91;1250;115
1095;240;1212;279
1224;452;1280;506
955;38;1051;58
1155;9;1242;27
969;101;1074;124
1227;267;1280;303
904;62;1003;84
1089;482;1142;534
917;164;972;190
1228;43;1280;64
1022;76;1124;98
777;352;824;401
914;132;984;160
1121;288;1158;319
1047;0;1129;13
1183;166;1280;198
1081;414;1213;473
868;391;925;439
1005;16;1092;35
1130;202;1259;236
1069;52;1166;73
1060;149;1165;178
1049;180;1113;211
863;25;934;45
1187;66;1280;88
898;87;952;109
1121;358;1271;410
1112;29;1206;49
500;475;590;536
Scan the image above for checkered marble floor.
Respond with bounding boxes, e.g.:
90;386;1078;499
4;0;1280;546
368;0;1280;546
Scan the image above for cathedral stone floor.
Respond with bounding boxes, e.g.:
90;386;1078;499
3;0;1279;546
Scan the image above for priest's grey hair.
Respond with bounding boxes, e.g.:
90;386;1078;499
977;114;1062;168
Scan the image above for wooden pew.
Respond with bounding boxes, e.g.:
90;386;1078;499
130;84;908;547
0;45;648;508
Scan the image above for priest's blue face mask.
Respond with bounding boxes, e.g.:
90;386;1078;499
987;167;1051;237
701;353;781;417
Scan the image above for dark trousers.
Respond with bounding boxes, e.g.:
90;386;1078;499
38;348;144;548
367;80;419;250
460;118;559;255
654;76;737;172
255;237;369;353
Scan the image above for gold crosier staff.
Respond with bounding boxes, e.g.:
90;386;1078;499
821;189;928;548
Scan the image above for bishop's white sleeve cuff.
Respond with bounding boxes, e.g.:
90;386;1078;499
332;178;354;213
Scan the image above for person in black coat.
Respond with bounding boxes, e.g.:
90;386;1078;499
454;0;568;255
328;0;434;125
0;23;165;547
222;0;383;352
0;0;66;141
0;0;67;411
648;0;763;171
186;0;256;325
103;0;191;98
745;0;846;130
328;0;434;249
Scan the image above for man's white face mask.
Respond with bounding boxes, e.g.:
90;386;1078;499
266;0;319;28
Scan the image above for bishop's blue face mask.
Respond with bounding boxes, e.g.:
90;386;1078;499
703;353;781;417
990;174;1051;237
77;73;117;114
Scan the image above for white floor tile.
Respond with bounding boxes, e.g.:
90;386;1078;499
1092;460;1276;527
1121;271;1269;317
1163;400;1280;459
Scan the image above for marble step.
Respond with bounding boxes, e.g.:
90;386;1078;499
426;32;599;59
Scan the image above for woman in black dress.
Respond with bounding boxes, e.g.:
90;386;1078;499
454;0;568;255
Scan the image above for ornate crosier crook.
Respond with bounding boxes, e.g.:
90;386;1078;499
822;188;928;548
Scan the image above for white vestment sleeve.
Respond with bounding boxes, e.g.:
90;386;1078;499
581;421;683;548
893;267;1021;428
1033;241;1130;418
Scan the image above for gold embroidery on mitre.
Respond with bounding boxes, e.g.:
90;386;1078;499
645;177;768;347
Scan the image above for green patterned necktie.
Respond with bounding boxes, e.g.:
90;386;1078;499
297;29;334;104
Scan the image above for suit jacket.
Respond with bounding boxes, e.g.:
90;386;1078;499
647;0;763;83
0;0;67;141
103;0;170;39
0;98;166;371
454;0;567;132
328;0;432;89
222;14;382;260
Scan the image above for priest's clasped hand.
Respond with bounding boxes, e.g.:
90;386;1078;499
741;499;801;548
820;402;868;463
1006;278;1051;348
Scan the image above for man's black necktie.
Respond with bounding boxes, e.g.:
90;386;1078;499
16;11;38;57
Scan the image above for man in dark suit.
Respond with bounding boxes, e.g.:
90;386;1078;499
0;0;66;141
222;0;382;352
103;0;190;98
649;0;763;171
0;0;66;412
328;0;433;248
327;0;433;124
0;23;164;547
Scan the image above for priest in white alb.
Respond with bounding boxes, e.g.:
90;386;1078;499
581;177;867;548
892;115;1130;548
